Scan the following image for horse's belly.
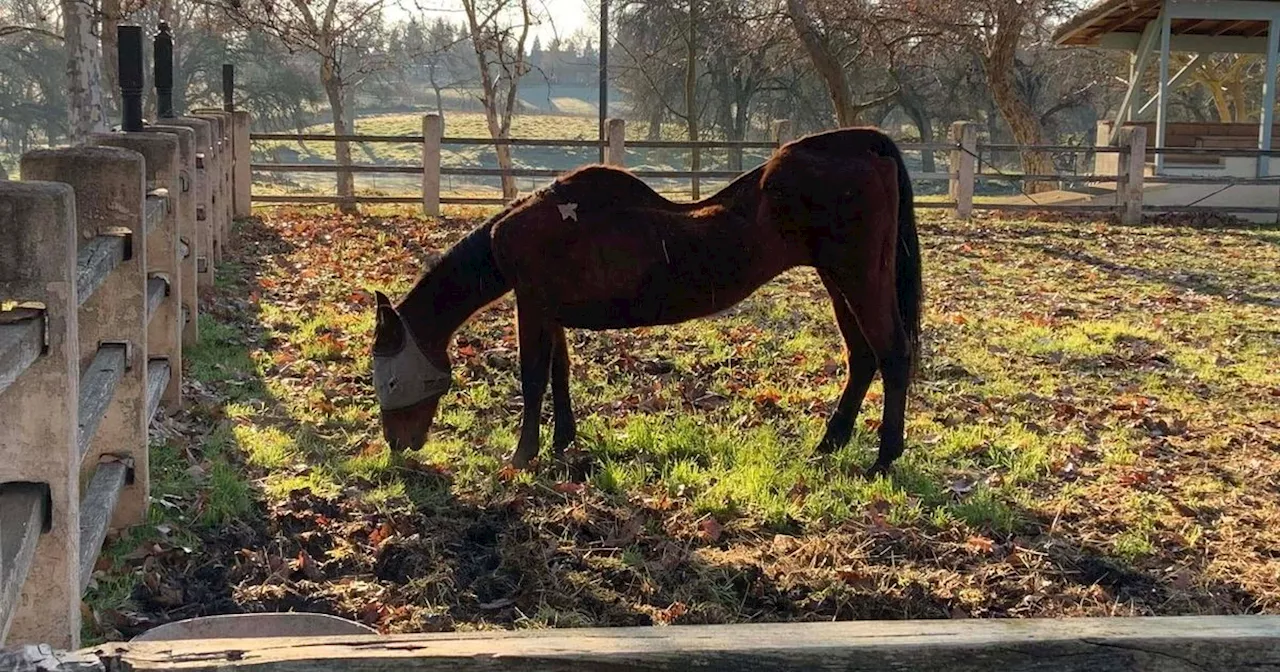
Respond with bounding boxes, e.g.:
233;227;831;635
552;269;764;329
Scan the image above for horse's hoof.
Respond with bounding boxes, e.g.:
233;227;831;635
865;461;892;479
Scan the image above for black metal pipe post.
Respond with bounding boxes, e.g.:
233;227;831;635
154;22;175;118
222;64;234;111
119;25;145;132
598;0;607;162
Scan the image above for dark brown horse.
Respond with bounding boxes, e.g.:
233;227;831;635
371;127;923;477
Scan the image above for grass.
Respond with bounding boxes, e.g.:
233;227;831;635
82;207;1280;640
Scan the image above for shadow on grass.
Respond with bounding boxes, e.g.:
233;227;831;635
84;213;1272;641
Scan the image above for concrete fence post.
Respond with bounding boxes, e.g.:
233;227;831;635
19;148;150;526
232;111;251;218
422;113;443;217
1117;126;1147;225
191;110;230;257
0;181;81;648
92;132;182;424
145;124;199;345
606;119;626;167
950;121;978;220
772;119;793;148
163;118;214;289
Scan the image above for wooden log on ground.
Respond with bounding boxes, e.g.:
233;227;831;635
76;344;128;461
0;484;47;644
77;460;129;593
0;311;42;398
46;615;1280;672
0;644;104;672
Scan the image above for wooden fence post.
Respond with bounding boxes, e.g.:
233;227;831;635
772;119;793;147
1117;126;1147;225
19;148;150;528
606;119;626;166
950;121;978;220
232;111;251;218
0;181;81;648
422;113;443;217
144;124;199;345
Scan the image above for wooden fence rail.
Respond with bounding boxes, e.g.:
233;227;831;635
251;115;1280;222
0;109;252;650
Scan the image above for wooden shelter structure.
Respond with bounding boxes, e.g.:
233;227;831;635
1055;0;1280;175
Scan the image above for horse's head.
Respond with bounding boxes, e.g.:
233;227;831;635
371;290;451;452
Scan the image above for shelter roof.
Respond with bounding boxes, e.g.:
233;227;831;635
1054;0;1280;47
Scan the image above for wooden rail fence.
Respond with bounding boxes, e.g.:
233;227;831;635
251;115;1280;223
0;107;252;649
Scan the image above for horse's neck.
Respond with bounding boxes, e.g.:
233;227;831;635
397;224;510;352
690;164;763;215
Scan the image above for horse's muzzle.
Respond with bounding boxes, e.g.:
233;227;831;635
379;396;440;452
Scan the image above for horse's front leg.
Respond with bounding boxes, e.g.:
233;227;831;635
550;326;576;455
510;302;554;469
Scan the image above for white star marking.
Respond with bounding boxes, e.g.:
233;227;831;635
558;202;578;221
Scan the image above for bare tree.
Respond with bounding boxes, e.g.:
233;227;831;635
459;0;534;198
902;0;1071;192
220;0;387;213
784;0;896;126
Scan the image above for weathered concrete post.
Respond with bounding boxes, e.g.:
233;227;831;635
93;132;182;418
145;124;199;345
20;148;150;525
0;181;81;648
162;118;215;289
422;113;443;217
192;109;233;251
949;121;978;220
1117;126;1147;226
772;119;794;148
606;119;626;167
232;111;251;218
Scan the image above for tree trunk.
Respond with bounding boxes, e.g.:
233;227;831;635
647;104;663;141
101;0;121;117
63;0;106;143
786;0;856;126
321;59;358;214
983;25;1054;193
686;0;700;199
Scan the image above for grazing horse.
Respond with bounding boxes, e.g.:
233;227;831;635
371;127;923;477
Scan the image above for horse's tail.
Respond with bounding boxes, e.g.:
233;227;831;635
881;134;923;379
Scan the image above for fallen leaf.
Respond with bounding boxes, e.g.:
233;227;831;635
552;481;586;495
698;518;723;543
966;536;995;554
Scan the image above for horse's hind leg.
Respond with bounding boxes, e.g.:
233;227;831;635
815;271;878;454
511;301;554;469
550;326;576;455
822;269;911;477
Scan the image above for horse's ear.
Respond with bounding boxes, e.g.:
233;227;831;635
374;290;392;309
373;299;406;355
